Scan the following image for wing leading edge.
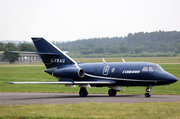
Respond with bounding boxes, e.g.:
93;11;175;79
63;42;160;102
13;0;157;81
5;81;112;85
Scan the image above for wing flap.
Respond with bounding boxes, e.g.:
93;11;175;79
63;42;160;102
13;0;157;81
74;81;112;85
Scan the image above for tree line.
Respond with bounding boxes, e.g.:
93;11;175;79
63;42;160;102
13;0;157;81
55;30;180;54
1;30;180;63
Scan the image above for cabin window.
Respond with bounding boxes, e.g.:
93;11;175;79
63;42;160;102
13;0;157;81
142;66;155;72
111;68;115;73
149;67;154;72
142;67;148;71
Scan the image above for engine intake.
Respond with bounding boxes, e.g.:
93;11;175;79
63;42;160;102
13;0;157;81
53;68;85;79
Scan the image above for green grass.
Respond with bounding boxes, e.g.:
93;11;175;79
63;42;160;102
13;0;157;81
74;57;180;63
0;57;180;119
0;57;180;95
69;52;179;58
0;102;180;119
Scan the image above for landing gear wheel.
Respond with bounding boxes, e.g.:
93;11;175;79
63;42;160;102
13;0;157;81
144;86;152;98
144;93;151;97
79;87;88;97
108;89;117;96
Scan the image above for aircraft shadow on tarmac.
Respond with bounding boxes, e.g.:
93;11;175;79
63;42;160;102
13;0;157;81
11;94;141;100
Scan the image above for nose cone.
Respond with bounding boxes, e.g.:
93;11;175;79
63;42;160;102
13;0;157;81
167;74;178;84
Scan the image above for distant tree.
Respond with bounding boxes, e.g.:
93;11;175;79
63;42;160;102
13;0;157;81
94;47;104;54
80;47;94;55
53;31;180;54
68;44;79;52
129;51;134;54
59;46;68;51
119;45;128;53
86;42;96;49
0;42;4;51
101;43;111;52
2;43;19;63
168;46;175;52
158;44;168;53
134;47;142;54
148;49;153;53
109;45;120;54
127;33;134;48
175;43;180;53
152;46;158;52
119;42;127;46
18;43;36;51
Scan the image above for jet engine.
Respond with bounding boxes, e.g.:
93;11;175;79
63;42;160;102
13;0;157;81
52;68;85;79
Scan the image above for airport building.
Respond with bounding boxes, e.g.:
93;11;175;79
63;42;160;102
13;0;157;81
17;54;42;63
0;52;42;63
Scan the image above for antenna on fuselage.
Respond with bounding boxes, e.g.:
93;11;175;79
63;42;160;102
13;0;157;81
122;58;126;63
102;58;106;64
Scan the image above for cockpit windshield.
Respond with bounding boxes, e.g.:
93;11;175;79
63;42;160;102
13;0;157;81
153;65;165;72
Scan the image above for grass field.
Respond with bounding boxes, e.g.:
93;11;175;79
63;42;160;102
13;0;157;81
1;102;180;119
0;57;180;119
0;57;180;95
74;57;180;63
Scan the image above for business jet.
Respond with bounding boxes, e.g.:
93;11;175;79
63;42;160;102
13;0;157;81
6;37;178;97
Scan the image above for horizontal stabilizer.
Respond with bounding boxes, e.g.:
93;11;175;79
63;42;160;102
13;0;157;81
7;51;69;55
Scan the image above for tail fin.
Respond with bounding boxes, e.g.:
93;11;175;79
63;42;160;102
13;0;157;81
32;37;76;69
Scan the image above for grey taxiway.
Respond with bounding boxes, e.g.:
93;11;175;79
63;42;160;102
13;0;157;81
0;93;180;105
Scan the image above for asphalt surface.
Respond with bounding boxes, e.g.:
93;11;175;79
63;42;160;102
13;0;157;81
0;93;180;105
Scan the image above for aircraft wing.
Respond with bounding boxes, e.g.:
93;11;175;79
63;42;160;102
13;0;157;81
5;81;112;85
5;82;73;84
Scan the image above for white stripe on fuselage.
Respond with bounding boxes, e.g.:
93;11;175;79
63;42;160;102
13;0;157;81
85;73;158;82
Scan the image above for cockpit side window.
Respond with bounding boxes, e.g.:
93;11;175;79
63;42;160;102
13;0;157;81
142;66;148;71
149;67;154;72
153;65;164;72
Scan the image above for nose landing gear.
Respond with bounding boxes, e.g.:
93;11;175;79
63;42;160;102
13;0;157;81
145;86;152;97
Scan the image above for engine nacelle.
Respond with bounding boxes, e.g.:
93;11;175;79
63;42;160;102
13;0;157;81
52;68;85;79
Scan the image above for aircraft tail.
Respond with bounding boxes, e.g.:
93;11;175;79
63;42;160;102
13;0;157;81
32;37;76;69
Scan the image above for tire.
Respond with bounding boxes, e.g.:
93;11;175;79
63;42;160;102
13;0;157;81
108;89;117;96
144;93;151;97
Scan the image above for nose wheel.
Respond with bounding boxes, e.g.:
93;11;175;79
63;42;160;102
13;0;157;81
145;86;152;97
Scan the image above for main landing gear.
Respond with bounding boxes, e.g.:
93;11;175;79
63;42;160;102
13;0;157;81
79;87;152;97
79;87;88;97
108;89;117;96
79;87;118;97
145;86;152;97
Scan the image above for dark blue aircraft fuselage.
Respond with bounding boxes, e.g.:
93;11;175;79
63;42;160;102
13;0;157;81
53;62;177;87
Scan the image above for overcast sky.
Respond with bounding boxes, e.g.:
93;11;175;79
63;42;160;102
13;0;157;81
0;0;180;41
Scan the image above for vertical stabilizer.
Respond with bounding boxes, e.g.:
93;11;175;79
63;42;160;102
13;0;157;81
32;37;76;68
